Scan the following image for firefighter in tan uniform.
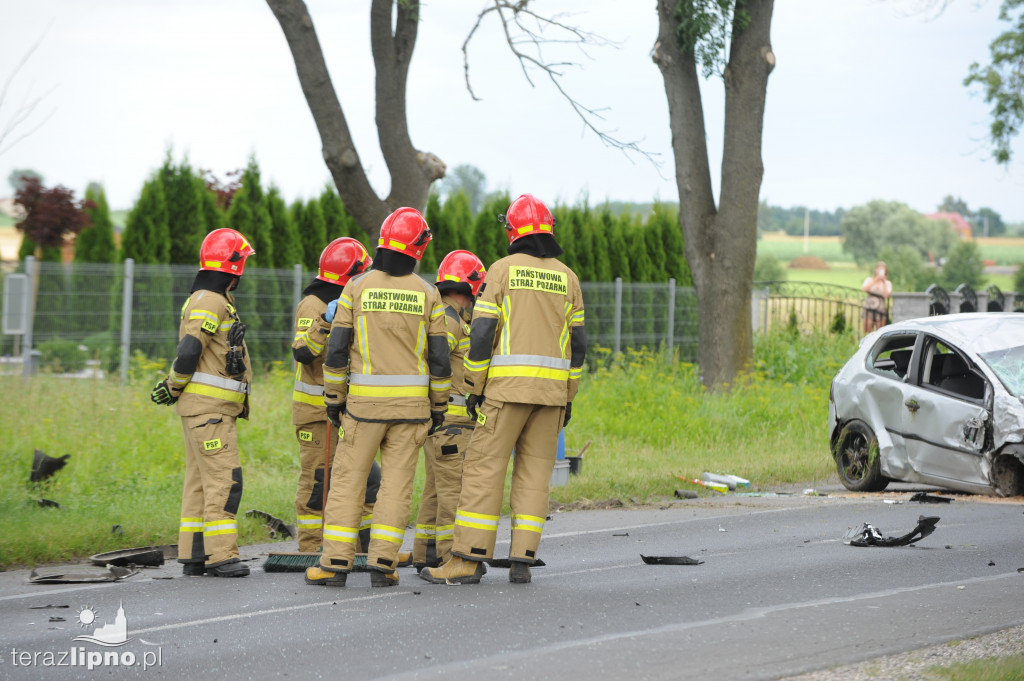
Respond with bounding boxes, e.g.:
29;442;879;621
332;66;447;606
305;207;452;588
412;250;487;571
150;228;255;578
291;237;381;552
422;194;586;585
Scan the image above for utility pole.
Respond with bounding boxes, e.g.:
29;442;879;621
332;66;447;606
803;208;810;253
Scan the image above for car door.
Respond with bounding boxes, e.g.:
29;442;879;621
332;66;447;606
899;335;991;487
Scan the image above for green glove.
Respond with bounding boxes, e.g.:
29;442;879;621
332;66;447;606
150;379;178;406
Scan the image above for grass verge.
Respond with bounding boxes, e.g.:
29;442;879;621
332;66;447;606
0;329;856;568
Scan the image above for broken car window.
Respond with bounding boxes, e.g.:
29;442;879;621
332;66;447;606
978;344;1024;398
868;334;916;380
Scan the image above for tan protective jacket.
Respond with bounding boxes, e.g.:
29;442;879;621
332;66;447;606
168;289;252;419
465;254;585;406
291;294;334;426
440;295;474;425
322;270;451;422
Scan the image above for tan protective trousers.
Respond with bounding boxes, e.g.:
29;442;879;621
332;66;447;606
412;423;472;564
295;420;378;552
452;400;564;563
177;413;243;566
319;414;430;574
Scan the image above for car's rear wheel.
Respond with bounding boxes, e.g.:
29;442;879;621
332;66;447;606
835;420;889;492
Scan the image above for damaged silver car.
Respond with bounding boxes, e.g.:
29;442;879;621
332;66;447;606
828;313;1024;496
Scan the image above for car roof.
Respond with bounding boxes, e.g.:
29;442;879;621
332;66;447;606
884;313;1024;354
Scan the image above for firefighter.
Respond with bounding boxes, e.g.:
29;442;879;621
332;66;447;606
291;237;380;553
304;207;451;588
150;228;255;578
412;250;487;571
421;194;586;585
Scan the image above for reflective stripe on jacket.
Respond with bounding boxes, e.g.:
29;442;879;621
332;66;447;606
322;270;451;421
464;255;584;406
292;294;333;425
173;289;253;419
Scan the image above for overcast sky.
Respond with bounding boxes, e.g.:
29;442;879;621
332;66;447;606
1;0;1021;224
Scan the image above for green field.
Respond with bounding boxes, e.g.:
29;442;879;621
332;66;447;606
759;234;1020;292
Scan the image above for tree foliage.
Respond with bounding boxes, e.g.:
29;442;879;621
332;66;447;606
941;239;986;290
937;195;1005;236
76;184;116;263
437;165;487;215
14;177;92;253
7;168;43;194
840;200;955;266
121;178;170;264
964;0;1024;164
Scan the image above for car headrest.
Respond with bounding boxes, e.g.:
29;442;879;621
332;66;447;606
940;352;969;377
890;349;912;373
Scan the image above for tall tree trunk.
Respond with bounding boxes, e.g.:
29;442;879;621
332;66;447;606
654;0;774;389
267;0;445;241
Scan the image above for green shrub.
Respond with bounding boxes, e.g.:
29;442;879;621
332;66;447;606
38;339;87;373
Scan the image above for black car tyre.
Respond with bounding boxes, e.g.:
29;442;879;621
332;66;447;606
835;420;889;492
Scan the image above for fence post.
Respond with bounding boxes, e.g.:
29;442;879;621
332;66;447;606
613;277;622;355
763;287;770;335
119;258;135;384
666;278;676;359
21;256;35;382
293;263;303;312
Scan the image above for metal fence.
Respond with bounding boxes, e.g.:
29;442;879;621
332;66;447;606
1;257;701;379
751;281;885;337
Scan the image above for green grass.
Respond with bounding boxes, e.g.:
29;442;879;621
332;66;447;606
0;213;13;227
925;654;1024;680
758;235;853;263
0;330;854;567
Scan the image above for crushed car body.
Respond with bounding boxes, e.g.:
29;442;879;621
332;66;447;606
828;313;1024;496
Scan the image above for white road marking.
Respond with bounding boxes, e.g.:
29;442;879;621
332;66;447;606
130;591;407;636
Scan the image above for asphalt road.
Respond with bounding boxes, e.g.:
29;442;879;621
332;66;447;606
1;489;1022;681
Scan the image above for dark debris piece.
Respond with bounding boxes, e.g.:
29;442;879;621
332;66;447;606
37;499;59;508
244;509;297;539
486;558;546;568
909;492;952;504
30;450;70;483
641;554;704;565
843;515;940;547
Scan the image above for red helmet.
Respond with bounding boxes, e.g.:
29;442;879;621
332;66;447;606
317;237;372;285
199;228;255;275
377;207;432;261
436;250;487;297
503;193;554;244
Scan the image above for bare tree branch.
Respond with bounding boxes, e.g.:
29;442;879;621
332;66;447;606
463;0;661;168
0;24;55;158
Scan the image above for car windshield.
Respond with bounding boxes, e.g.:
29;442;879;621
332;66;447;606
978;345;1024;398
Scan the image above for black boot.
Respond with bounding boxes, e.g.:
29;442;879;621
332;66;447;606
206;558;250;578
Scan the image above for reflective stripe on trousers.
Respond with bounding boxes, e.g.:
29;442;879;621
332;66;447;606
204;519;237;536
370;523;406;545
455;509;499;532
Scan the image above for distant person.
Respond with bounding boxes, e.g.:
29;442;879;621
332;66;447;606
862;261;892;333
